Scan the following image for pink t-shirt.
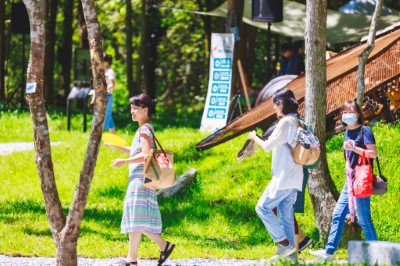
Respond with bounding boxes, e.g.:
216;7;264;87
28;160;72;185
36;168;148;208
105;68;115;93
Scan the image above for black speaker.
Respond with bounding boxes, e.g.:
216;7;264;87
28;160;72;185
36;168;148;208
11;3;30;34
252;0;283;23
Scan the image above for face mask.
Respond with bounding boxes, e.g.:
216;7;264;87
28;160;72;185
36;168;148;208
342;113;358;125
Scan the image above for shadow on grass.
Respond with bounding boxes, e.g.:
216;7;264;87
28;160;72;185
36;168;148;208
159;193;273;247
22;227;52;237
94;186;125;199
0;199;125;241
0;189;284;248
173;143;213;165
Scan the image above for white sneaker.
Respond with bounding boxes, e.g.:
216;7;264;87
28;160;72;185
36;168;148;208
269;244;296;261
309;249;334;260
287;252;298;263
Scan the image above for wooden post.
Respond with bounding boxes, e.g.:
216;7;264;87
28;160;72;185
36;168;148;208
237;60;251;110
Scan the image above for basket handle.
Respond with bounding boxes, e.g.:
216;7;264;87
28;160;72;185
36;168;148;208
143;124;166;156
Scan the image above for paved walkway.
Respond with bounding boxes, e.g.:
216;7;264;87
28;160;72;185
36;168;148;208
0;142;61;156
0;255;348;265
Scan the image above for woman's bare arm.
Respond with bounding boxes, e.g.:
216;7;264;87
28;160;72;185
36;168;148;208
111;133;152;167
104;143;130;155
344;142;378;158
353;143;378;159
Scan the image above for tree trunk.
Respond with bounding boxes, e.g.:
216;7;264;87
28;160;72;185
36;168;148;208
274;34;280;77
126;0;135;96
196;0;213;96
61;0;107;263
356;0;383;107
78;0;89;49
43;0;58;105
25;0;107;264
238;22;256;90
305;0;363;244
55;234;78;265
139;0;160;98
226;0;244;92
23;0;66;251
137;0;147;93
304;0;339;240
62;0;74;101
0;0;5;102
146;0;160;99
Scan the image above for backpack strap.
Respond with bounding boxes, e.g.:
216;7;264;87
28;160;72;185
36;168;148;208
376;156;383;177
360;125;365;145
286;116;300;128
361;126;382;174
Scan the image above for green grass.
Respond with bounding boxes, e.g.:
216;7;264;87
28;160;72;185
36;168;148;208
0;111;399;261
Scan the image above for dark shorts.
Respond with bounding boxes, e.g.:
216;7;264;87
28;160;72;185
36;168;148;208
294;168;309;213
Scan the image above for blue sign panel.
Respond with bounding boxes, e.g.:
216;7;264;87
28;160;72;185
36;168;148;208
206;108;227;119
213;71;231;82
211;83;230;94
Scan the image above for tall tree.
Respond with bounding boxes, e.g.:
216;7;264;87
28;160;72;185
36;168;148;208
226;0;244;91
24;0;107;264
137;0;145;92
197;0;213;85
0;0;5;102
78;0;89;49
43;0;58;105
238;22;257;92
356;0;383;106
139;0;161;98
304;0;339;239
126;0;135;96
23;0;65;263
61;0;74;101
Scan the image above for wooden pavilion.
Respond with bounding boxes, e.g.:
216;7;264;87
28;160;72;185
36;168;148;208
196;24;400;151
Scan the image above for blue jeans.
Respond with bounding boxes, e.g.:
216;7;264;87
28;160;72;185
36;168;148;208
255;188;297;247
104;94;115;129
325;182;377;254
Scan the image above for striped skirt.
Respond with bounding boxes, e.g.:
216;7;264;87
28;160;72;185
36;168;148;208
121;178;162;234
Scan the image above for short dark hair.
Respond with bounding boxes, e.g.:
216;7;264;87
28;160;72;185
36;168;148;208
339;100;363;126
281;43;292;53
272;88;298;115
129;94;158;117
293;40;304;52
103;53;112;65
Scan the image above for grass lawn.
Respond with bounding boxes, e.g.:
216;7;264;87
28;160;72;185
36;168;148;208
0;111;399;261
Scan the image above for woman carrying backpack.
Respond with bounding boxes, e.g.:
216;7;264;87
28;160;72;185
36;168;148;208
248;88;303;262
310;100;378;260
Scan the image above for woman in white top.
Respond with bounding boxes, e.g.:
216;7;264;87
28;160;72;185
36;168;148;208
248;88;303;262
103;53;116;134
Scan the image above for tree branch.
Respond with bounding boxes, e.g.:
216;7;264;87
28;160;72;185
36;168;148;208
23;0;66;234
357;0;384;107
65;0;106;237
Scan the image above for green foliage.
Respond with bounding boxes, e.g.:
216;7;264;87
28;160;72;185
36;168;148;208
3;0;287;129
1;113;400;260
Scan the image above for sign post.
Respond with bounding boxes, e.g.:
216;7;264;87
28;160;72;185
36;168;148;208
200;33;235;133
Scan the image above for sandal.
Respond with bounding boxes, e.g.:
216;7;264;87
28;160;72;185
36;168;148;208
111;259;137;266
158;241;175;266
